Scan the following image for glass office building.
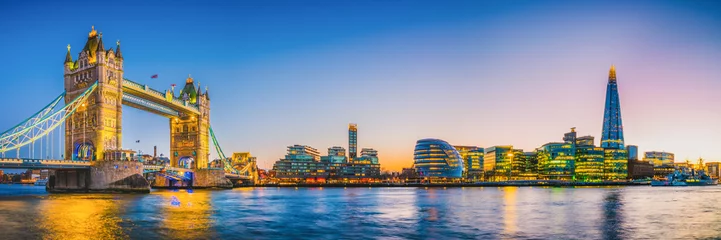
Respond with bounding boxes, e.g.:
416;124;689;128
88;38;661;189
414;139;464;179
643;151;675;167
454;146;484;181
537;142;575;180
575;145;605;182
600;65;626;150
483;146;513;181
349;123;358;160
604;148;628;180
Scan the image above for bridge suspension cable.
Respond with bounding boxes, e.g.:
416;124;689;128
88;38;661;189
209;126;242;175
0;92;64;139
0;82;98;155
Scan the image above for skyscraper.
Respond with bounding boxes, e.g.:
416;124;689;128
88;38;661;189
348;123;357;161
600;65;625;150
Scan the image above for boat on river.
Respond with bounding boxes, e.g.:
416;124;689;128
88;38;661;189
651;169;718;187
34;179;48;186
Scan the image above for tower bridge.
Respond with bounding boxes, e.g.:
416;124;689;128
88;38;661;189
0;27;256;192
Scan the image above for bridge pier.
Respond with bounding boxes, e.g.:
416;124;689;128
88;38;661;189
192;169;233;188
47;160;150;193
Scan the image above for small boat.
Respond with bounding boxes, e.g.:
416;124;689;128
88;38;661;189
34;178;48;186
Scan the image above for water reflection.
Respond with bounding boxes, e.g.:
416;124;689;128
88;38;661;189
154;190;214;239
4;185;721;239
502;187;517;235
38;194;126;239
602;190;625;240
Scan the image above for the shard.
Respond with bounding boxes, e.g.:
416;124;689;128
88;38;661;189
600;65;625;149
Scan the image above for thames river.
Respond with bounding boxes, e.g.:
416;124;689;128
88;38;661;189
1;185;720;239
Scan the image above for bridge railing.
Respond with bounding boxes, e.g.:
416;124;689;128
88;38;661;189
0;158;91;165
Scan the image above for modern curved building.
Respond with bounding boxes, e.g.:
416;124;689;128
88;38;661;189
413;139;464;179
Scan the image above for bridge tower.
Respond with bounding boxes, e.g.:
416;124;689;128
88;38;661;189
63;26;124;161
169;76;211;169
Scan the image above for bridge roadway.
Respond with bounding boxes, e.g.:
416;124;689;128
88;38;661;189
121;78;200;117
0;158;248;180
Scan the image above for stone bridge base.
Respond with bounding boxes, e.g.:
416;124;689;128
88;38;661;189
47;160;150;193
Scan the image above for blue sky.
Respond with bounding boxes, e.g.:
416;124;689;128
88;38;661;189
1;0;721;171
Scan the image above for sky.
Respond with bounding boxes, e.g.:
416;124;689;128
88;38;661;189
1;0;721;171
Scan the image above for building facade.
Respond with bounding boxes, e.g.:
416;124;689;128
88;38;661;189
537;142;575;180
454;146;484;181
575;145;605;182
604;149;628;180
600;65;625;150
627;159;654;179
483;146;513;181
348;123;358;161
643;151;675;167
414;139;464;180
706;162;721;179
627;145;638;160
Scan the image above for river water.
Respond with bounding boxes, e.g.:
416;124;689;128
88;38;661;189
1;184;720;239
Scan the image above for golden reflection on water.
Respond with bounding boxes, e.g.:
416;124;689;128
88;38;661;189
38;195;126;239
154;190;214;239
503;187;518;235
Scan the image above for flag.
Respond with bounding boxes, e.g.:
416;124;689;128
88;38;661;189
151;74;158;79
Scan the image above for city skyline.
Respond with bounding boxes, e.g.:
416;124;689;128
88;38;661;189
2;1;721;171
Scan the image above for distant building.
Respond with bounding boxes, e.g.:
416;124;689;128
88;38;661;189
518;152;538;180
320;146;347;164
349;123;358;161
706;162;721;179
341;148;381;183
627;145;638;160
576;136;595;146
537;142;575;181
359;148;379;164
484;146;513;181
604;149;628;180
627;159;654;179
643;151;675;167
575;145;605;182
414;139;463;181
272;145;327;183
454;146;484;182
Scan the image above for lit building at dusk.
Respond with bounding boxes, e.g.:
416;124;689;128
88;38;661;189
320;146;347;164
483;146;513;181
644;151;675;167
600;65;625;150
349;123;358;161
706;162;721;179
537;142;575;180
600;65;628;180
414;139;464;181
271;145;327;183
454;146;484;182
575;145;605;182
517;152;538;180
342;148;381;183
604;149;628;180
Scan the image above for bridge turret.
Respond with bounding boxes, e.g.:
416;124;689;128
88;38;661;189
64;44;74;74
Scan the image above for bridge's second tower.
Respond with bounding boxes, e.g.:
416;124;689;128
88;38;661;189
63;26;124;161
170;76;211;169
